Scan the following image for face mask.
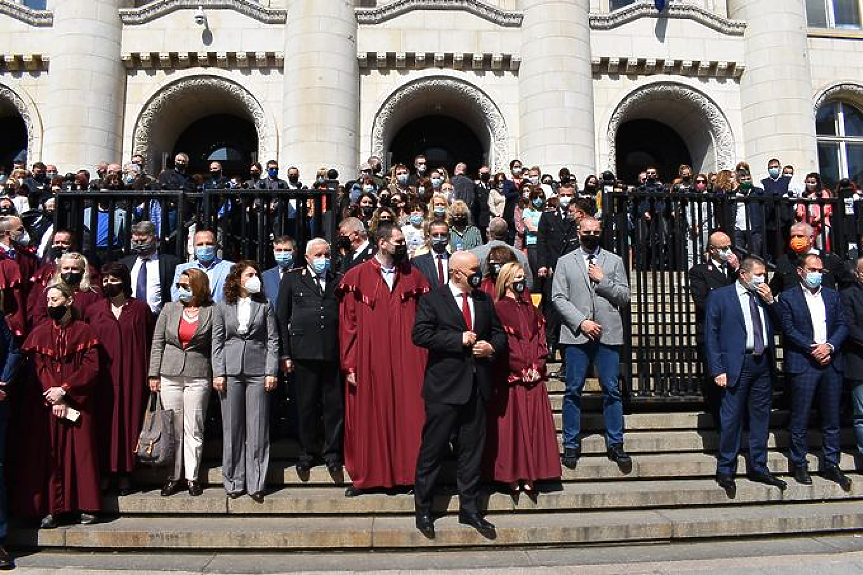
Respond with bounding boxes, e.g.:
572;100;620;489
250;171;261;179
288;175;299;184
267;168;279;179
46;172;57;180
274;252;293;268
103;283;123;298
47;304;67;322
361;205;375;216
783;173;793;179
490;263;502;277
769;168;781;179
696;182;707;191
803;271;822;289
433;207;446;217
717;247;732;262
177;287;193;302
16;231;29;245
558;196;572;208
392;244;408;262
431;178;442;189
479;173;490;182
244;275;261;294
512;167;523;177
467;271;483;289
417;164;427;174
130;241;154;255
529;176;540;185
431;236;448;253
806;182;818;192
52;245;68;258
580;235;600;251
532;198;544;209
512;280;526;294
790;237;810;253
682;175;691;183
749;274;765;289
410;214;424;226
175;163;186;173
337;236;352;251
740;181;752;191
312;257;330;275
61;271;83;286
196;246;216;264
397;174;408;185
124;174;136;185
210;171;222;180
452;216;467;226
363;185;375;194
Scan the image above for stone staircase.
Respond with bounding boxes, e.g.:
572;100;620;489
10;372;863;551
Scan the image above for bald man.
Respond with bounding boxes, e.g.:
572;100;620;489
688;231;740;428
412;250;506;537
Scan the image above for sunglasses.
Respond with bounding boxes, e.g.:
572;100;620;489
175;283;191;290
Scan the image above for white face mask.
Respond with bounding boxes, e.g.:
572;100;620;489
749;274;765;288
244;275;261;294
717;247;732;262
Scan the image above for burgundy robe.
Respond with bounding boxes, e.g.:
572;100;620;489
88;298;154;474
0;244;39;337
337;257;429;489
20;319;101;516
30;286;103;328
484;296;561;483
28;262;101;320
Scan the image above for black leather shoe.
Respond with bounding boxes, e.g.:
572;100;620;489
249;492;265;503
415;512;435;538
160;479;184;497
458;512;495;532
793;466;813;485
0;544;12;569
39;514;56;530
716;474;736;490
327;461;343;473
227;491;244;499
607;444;632;465
561;446;581;469
748;471;787;490
344;486;363;497
296;459;313;474
823;465;852;491
187;480;203;496
79;513;97;525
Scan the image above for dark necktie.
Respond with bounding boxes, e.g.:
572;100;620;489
317;275;324;293
437;255;445;285
748;292;765;355
137;258;149;302
461;292;472;331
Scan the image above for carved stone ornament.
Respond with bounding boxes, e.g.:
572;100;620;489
814;82;863;113
590;1;745;36
120;0;287;25
606;81;735;172
371;75;509;171
0;82;41;164
356;0;523;28
0;0;52;27
133;75;276;164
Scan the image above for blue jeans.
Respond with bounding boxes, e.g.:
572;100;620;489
563;342;624;449
0;401;8;541
851;380;863;455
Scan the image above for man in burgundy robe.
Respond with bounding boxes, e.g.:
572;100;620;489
0;215;39;337
337;222;429;494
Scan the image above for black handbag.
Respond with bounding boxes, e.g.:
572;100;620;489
135;392;175;466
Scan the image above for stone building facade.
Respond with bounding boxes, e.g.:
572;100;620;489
0;0;861;187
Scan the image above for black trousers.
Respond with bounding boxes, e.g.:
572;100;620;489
414;384;486;516
294;359;344;464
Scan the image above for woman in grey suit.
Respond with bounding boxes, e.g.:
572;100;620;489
148;267;214;497
213;261;279;502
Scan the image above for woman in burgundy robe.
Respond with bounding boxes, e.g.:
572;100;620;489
484;262;561;491
29;252;102;328
480;246;525;302
21;282;101;528
87;262;154;494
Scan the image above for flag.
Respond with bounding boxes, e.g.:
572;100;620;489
655;0;667;10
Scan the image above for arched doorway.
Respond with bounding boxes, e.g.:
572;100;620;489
173;114;258;178
389;115;484;175
615;119;693;185
0;114;26;171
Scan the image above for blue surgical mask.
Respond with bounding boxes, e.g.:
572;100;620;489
397;174;408;185
433;206;446;217
431;178;442;189
312;257;330;275
768;167;780;179
196;245;216;264
410;214;424;226
558;196;571;208
267;168;279;179
274;251;293;268
363;185;376;194
177;287;193;302
532;197;544;209
804;271;822;289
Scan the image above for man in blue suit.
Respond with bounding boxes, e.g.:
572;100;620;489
705;256;786;491
262;235;296;309
776;253;851;489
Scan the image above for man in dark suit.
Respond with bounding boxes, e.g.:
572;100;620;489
277;238;343;473
335;217;375;274
841;256;863;457
451;162;475;211
769;222;853;294
120;221;182;315
262;235;296;309
776;253;851;489
472;166;492;242
731;170;766;259
705;256;786;491
412;251;506;538
411;220;450;288
688;231;740;427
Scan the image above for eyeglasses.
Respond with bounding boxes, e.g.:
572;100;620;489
175;283;190;290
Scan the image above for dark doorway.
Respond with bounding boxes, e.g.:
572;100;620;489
0;115;26;171
615;119;693;186
172;114;257;178
389;115;484;176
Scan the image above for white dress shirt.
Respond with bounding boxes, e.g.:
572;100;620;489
735;281;769;351
353;240;370;261
307;266;325;292
381;264;396;290
131;254;162;313
237;296;252;335
803;287;828;344
435;252;449;284
449;281;474;327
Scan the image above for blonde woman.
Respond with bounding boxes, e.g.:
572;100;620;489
31;252;102;325
427;193;450;221
448;200;482;252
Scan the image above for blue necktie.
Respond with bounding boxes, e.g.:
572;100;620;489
748;293;765;355
137;259;149;303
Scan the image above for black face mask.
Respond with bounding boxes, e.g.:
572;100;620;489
61;271;83;286
361;206;375;216
512;280;526;294
103;283;123;298
580;235;600;252
175;163;186;173
210;171;222;180
467;272;483;289
51;246;68;258
479;173;490;182
337;236;352;251
250;171;261;179
47;304;67;322
452;216;468;227
392;244;408;262
0;208;13;216
288;176;299;184
490;263;502;277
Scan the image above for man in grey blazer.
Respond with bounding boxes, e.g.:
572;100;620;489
551;216;631;469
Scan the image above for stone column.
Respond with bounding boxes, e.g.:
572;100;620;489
282;0;359;181
728;0;817;172
42;0;125;172
519;0;596;177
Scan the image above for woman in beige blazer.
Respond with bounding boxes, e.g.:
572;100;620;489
148;268;214;497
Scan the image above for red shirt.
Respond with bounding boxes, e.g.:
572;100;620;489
178;314;198;349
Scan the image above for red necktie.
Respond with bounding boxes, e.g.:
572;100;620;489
461;292;472;331
437;255;445;285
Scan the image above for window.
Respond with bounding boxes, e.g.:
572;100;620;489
806;0;863;29
21;0;47;9
610;0;637;10
816;101;863;188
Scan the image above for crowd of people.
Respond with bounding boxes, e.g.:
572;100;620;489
0;149;857;560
